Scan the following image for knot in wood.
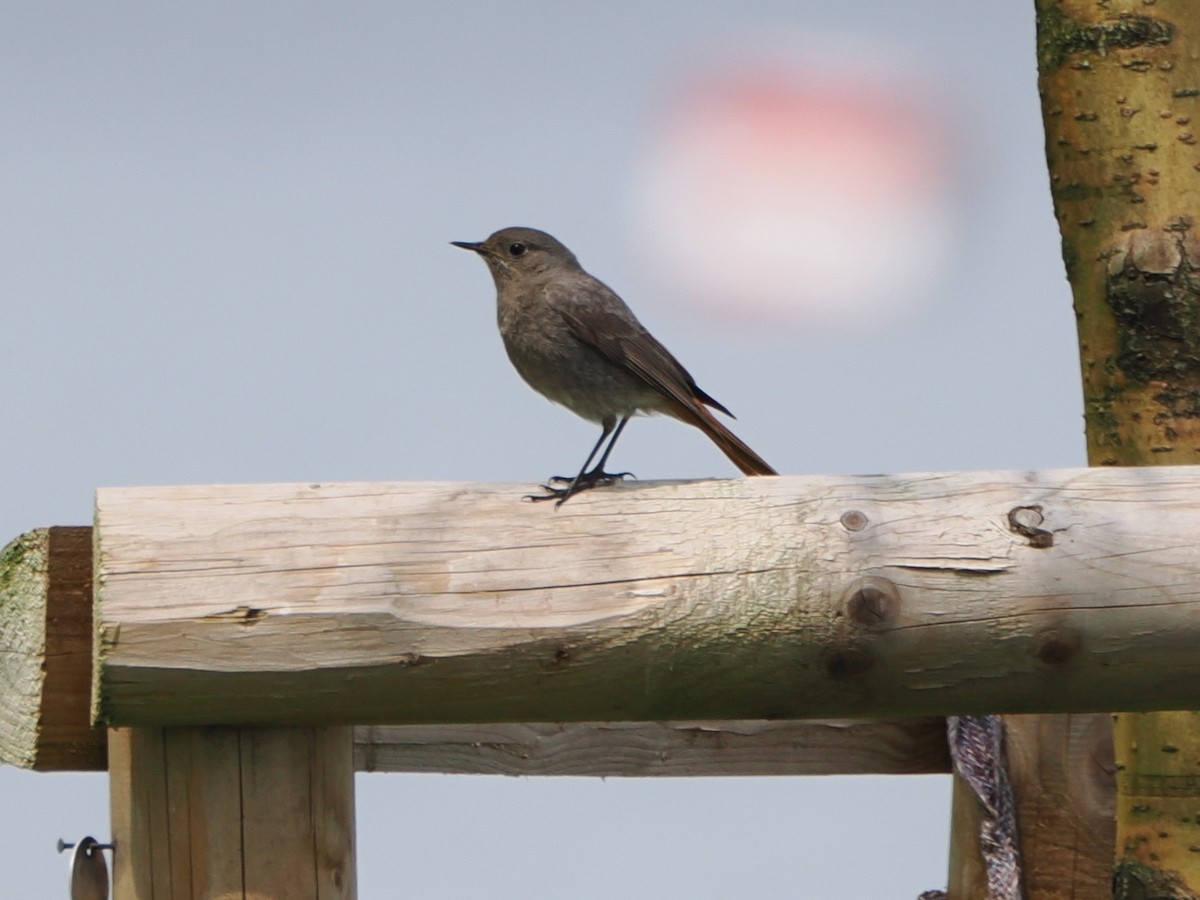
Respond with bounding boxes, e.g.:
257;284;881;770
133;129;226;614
847;584;896;626
824;646;875;680
1033;628;1082;666
1008;505;1054;548
840;510;869;532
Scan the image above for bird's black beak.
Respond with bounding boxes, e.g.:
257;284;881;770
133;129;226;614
451;240;484;253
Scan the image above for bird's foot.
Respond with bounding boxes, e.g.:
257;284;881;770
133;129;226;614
527;469;635;506
545;470;634;486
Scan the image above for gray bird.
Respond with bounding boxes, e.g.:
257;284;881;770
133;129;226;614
453;227;776;504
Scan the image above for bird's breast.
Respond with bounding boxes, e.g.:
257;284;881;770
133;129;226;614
496;292;660;422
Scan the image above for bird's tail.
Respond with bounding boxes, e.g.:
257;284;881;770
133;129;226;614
672;401;777;476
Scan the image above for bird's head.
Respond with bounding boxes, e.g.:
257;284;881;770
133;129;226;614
452;227;579;284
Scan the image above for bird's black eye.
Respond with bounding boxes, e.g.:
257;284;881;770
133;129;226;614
508;242;527;257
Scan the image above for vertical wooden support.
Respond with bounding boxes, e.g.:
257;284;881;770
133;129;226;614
1004;715;1115;899
946;773;987;899
108;726;356;899
947;715;1115;898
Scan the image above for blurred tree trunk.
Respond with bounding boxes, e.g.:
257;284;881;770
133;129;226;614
1036;0;1200;894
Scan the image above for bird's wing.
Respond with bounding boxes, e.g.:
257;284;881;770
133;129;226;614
550;280;734;418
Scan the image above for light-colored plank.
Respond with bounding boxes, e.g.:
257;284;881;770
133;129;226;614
91;470;1200;725
109;727;173;900
108;726;356;899
166;727;243;898
241;728;356;900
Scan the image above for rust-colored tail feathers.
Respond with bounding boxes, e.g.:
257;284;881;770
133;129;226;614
671;400;777;476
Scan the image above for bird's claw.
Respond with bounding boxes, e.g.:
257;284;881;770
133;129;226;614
545;470;634;486
526;470;636;506
524;487;568;504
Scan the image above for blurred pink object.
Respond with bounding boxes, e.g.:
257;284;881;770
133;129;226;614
633;38;958;326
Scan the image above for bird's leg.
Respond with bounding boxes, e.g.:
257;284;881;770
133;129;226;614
583;415;632;483
527;421;611;504
529;416;634;506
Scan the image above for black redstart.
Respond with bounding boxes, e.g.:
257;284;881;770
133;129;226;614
453;227;776;504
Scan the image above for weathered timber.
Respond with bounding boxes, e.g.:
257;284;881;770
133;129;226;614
0;527;105;769
89;470;1200;726
0;524;951;774
109;726;356;899
1005;714;1115;898
354;719;951;776
946;772;988;900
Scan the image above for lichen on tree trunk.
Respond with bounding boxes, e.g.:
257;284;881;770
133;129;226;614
1039;0;1200;465
1036;0;1200;893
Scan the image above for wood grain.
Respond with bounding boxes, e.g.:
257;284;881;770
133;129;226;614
108;726;355;899
354;718;950;776
0;526;949;776
1004;714;1115;899
946;772;988;900
91;470;1200;726
0;527;104;770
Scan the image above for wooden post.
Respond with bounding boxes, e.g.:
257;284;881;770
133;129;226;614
948;715;1116;898
1003;715;1115;897
946;773;988;899
108;726;355;899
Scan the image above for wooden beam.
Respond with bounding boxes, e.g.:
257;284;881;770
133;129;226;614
108;726;355;899
0;525;948;776
0;527;105;770
354;718;951;776
2;716;952;777
91;471;1200;726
